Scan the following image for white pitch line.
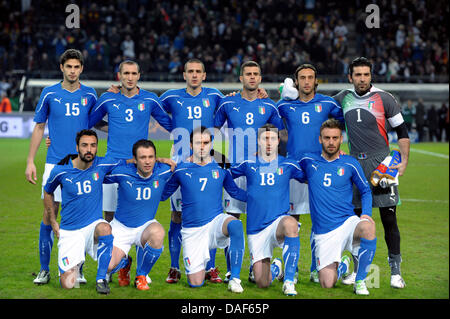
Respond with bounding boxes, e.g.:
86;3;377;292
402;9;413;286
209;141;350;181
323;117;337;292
410;148;449;159
402;198;449;204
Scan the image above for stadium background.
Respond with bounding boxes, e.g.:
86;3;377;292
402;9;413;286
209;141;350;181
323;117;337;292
0;0;448;302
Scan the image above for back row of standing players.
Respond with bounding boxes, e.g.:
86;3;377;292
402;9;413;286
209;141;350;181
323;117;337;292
26;49;410;295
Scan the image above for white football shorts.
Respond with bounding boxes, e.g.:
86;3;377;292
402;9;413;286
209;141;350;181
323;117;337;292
181;213;231;275
223;176;247;214
247;215;285;265
41;163;61;202
57;219;106;273
312;215;368;271
102;183;118;212
110;218;158;255
288;179;310;215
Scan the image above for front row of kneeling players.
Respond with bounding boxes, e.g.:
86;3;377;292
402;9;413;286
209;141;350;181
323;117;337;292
43;119;377;296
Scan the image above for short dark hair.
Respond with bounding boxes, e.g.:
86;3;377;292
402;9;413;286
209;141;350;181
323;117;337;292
258;123;279;139
184;58;205;72
118;60;140;73
240;61;261;75
132;139;157;158
190;126;212;143
348;57;372;76
60;49;84;66
320;118;342;134
76;129;98;146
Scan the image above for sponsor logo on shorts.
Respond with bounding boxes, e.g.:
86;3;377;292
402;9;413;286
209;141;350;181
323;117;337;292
62;256;70;266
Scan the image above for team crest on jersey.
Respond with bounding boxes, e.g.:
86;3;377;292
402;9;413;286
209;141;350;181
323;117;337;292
92;172;99;181
62;256;70;266
368;101;374;110
277;167;283;175
138;103;145;111
81;97;88;106
315;104;322;112
258;106;266;115
202;98;210;108
153;180;159;188
337;167;345;176
212;170;219;179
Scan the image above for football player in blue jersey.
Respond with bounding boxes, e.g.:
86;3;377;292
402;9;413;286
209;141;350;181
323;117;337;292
229;124;303;296
278;63;344;283
89;60;172;222
104;139;171;291
161;126;247;293
214;60;285;282
298;119;377;295
43;129;122;294
26;49;98;285
159;59;225;284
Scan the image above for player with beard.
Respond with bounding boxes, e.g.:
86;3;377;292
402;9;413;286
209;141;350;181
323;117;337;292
43;130;122;294
298;119;376;295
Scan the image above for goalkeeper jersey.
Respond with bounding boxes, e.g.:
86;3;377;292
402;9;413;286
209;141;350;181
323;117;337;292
333;86;404;157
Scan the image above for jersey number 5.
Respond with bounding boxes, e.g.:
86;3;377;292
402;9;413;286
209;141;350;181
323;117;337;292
323;173;332;187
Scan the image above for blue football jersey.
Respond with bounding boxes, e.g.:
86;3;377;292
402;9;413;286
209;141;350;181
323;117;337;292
160;87;223;158
298;153;372;234
33;82;97;164
89;89;172;159
44;156;123;230
161;160;247;228
104;162;172;227
277;93;344;158
215;93;284;164
230;156;305;234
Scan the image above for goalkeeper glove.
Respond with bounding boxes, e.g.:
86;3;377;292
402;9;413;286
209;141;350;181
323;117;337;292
370;149;402;188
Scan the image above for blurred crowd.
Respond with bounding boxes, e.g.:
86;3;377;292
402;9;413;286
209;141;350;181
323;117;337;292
402;99;449;142
0;0;448;130
0;0;448;82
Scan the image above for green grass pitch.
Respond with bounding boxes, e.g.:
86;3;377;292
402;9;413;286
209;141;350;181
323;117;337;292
0;138;448;301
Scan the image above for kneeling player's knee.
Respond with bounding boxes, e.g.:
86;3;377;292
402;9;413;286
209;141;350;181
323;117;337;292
187;276;205;288
284;216;299;236
60;269;77;289
361;222;376;240
320;278;336;289
146;226;165;249
96;222;112;236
